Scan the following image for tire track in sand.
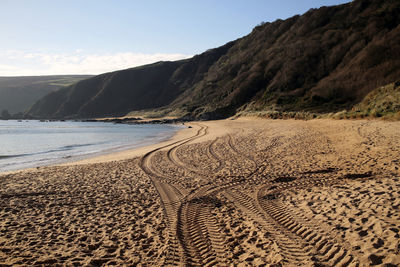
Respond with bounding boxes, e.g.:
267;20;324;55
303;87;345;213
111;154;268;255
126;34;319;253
168;135;225;176
177;196;228;266
224;133;359;266
167;131;310;265
160;125;231;266
169;131;311;265
139;123;208;265
257;194;356;266
144;123;360;265
256;174;360;266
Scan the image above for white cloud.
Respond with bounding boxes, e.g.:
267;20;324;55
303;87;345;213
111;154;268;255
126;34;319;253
0;50;192;76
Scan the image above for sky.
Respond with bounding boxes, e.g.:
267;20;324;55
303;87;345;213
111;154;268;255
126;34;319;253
0;0;351;76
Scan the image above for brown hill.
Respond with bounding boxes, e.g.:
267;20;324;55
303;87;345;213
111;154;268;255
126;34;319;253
27;0;400;119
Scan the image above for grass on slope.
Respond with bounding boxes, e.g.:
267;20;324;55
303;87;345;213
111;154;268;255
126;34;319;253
236;81;400;121
347;80;400;119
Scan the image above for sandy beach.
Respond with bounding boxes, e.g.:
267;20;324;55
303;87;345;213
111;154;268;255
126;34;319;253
1;118;399;266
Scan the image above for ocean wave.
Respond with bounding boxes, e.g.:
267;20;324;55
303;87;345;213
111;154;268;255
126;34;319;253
0;143;97;161
40;142;99;155
0;154;24;160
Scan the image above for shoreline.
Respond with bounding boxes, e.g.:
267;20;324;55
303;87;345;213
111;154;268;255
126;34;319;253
1;115;397;177
0;118;242;176
68;118;246;166
60;122;197;166
0;121;188;176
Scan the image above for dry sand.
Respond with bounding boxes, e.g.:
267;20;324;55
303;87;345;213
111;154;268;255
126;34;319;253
0;118;399;266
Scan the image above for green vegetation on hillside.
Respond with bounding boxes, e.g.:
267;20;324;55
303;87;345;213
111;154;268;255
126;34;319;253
27;0;400;120
342;81;400;119
237;81;400;120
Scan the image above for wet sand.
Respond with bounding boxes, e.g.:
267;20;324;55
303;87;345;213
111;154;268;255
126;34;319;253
0;118;399;266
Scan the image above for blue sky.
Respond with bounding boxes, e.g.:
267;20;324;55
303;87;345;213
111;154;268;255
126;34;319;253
0;0;351;76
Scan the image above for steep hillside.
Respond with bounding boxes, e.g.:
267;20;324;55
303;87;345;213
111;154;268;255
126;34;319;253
0;75;92;115
170;0;400;118
28;43;234;118
27;0;400;119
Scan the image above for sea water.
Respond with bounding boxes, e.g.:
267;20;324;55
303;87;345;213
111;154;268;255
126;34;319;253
0;120;182;172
